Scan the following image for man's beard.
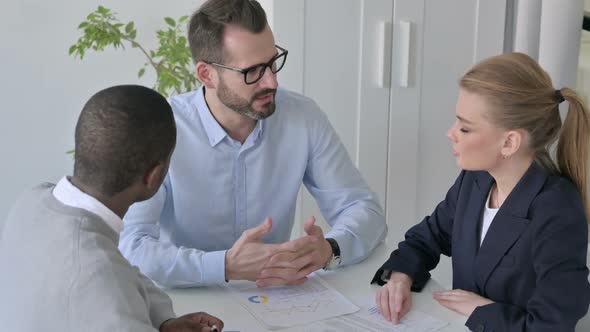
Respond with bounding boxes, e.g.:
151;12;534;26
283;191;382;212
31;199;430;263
217;77;276;120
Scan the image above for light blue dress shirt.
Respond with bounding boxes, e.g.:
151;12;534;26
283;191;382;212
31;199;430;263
119;86;387;287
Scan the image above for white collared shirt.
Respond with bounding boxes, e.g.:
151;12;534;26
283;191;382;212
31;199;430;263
52;176;124;233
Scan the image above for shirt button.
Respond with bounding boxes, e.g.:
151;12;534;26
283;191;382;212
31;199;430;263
476;323;485;332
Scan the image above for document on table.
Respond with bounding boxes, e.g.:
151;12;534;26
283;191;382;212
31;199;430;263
225;273;359;330
306;298;449;332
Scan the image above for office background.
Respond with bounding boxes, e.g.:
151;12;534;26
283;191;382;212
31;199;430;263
1;0;589;288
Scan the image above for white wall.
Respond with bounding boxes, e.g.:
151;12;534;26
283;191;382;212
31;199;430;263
257;0;274;30
0;1;210;221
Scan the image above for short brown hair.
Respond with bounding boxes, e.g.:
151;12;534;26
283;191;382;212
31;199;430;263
188;0;268;64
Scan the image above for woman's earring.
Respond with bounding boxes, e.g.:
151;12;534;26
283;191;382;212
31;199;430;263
502;154;509;159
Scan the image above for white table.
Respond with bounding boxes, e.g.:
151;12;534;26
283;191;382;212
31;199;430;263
165;244;468;331
166;243;590;331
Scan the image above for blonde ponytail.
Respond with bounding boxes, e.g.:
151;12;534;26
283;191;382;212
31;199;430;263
556;88;590;218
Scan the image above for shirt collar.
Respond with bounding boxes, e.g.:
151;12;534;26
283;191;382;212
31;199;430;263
52;176;124;233
196;86;229;147
246;118;264;147
196;86;265;147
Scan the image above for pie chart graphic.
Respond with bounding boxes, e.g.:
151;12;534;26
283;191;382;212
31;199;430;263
248;295;269;304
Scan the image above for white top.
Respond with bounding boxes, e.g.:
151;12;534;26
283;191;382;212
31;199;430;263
480;188;499;246
52;176;124;233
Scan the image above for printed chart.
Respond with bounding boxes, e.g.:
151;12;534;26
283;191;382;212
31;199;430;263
226;273;359;329
307;300;449;332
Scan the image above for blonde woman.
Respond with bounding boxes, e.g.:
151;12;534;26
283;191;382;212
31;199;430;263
372;53;590;331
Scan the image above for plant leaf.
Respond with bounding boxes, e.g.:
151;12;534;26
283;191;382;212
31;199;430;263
97;6;109;15
125;22;135;34
164;17;176;27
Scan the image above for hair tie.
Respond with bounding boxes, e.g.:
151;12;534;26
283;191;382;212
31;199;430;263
555;89;565;104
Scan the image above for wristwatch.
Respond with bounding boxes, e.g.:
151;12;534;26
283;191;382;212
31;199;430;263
323;238;342;270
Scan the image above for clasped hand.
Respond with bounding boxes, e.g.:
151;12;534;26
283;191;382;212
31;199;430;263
224;216;333;287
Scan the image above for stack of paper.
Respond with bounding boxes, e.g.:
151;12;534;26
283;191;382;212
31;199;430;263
307;304;449;332
226;273;359;330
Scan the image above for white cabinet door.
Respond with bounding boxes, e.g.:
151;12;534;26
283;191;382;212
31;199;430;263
272;0;392;236
386;0;508;242
272;1;508;252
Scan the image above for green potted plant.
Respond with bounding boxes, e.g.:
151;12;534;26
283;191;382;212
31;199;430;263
67;6;198;155
69;6;198;98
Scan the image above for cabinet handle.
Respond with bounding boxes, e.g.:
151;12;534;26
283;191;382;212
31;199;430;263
377;21;392;88
397;20;411;88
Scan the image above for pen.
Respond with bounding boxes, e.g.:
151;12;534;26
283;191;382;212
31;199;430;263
211;324;219;332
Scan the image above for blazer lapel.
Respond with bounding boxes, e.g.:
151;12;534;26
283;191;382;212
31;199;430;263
452;172;492;292
474;214;529;291
474;162;549;291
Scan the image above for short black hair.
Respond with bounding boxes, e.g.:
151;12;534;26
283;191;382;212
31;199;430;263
73;85;176;195
188;0;268;64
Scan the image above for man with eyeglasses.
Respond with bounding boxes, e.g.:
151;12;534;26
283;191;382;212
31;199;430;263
119;0;387;288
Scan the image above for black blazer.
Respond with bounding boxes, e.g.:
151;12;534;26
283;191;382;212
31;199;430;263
373;162;590;331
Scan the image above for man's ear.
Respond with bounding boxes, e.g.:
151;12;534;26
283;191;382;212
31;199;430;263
143;162;167;193
501;130;523;158
196;61;216;89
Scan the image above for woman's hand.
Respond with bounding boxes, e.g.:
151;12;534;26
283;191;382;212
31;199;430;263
433;289;494;316
375;272;413;324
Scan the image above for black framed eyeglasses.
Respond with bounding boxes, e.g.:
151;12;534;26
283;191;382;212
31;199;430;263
205;45;288;85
